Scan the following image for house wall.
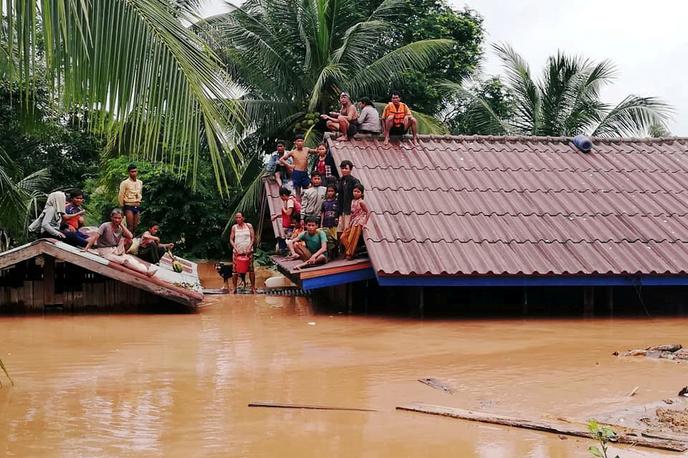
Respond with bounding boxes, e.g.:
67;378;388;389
312;281;688;317
0;257;187;313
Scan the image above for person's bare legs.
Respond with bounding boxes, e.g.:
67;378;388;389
293;243;312;262
286;239;300;259
275;171;283;187
337;116;351;141
407;116;419;144
231;273;239;293
124;209;135;233
294;254;327;270
133;211;140;235
383;116;394;144
249;271;256;294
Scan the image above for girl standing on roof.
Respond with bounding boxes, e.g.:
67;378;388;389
340;184;370;260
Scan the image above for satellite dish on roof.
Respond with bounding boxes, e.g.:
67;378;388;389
572;135;593;153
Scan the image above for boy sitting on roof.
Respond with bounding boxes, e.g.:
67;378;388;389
319;92;359;141
293;217;328;270
382;91;418;144
278;134;316;197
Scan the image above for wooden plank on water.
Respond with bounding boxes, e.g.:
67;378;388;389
396;403;687;452
248;401;377;412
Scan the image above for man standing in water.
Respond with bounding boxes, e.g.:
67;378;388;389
118;163;143;235
229;212;256;294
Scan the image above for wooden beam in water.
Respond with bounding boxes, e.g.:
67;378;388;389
248;401;376;412
396;403;687;452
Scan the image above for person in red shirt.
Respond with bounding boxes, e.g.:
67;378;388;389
382;91;418;144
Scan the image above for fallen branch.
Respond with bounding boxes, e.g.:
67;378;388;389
248;401;376;412
418;378;456;394
396;403;687;452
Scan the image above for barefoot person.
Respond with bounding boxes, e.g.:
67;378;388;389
340;184;370;259
84;209;156;277
319;92;359;141
293;217;328;270
118;163;143;234
278;135;316;197
138;222;174;264
382;91;418;144
265;141;288;187
229;212;256;294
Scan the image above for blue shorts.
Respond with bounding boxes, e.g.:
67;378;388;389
292;170;310;189
123;205;141;215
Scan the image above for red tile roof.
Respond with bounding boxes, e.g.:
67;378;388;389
328;135;688;277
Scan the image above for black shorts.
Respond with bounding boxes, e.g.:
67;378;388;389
389;124;406;136
123;205;141;215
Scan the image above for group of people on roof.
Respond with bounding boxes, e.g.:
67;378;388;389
315;91;419;144
29;164;174;278
260;134;370;271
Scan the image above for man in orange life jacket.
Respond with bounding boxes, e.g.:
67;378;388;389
382;91;418;145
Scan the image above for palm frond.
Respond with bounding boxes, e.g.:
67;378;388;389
591;95;673;138
348;39;455;96
3;0;246;186
492;43;540;134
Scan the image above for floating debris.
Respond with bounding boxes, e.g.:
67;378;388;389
614;344;688;361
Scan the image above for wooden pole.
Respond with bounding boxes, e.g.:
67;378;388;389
43;256;55;306
249;401;376;412
396;403;687;452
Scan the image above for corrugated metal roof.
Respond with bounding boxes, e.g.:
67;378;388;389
328;135;688;277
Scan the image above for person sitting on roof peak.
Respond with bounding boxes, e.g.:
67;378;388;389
278;134;317;197
356;97;381;135
319;92;359;142
383;91;418;145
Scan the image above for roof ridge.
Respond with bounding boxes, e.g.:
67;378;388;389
329;134;688;144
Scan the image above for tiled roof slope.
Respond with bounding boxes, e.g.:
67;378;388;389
328;135;688;277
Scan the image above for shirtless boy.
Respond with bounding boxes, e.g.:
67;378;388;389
278;134;317;196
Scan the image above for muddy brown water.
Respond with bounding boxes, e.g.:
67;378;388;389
1;267;687;457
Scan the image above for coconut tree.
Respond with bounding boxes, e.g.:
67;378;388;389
203;0;454;213
1;0;245;188
0;147;49;250
461;44;671;137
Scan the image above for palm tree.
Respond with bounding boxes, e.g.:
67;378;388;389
204;0;453;213
0;147;49;251
1;0;245;188
462;44;671;138
205;0;453;134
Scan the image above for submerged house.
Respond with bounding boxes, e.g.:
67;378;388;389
0;239;203;312
270;135;688;312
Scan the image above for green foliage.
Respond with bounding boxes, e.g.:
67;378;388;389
376;2;485;115
1;0;245;187
448;77;514;135
0;80;103;192
463;44;672;137
84;157;235;259
587;420;620;458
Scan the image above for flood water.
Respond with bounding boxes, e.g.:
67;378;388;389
1;269;687;457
